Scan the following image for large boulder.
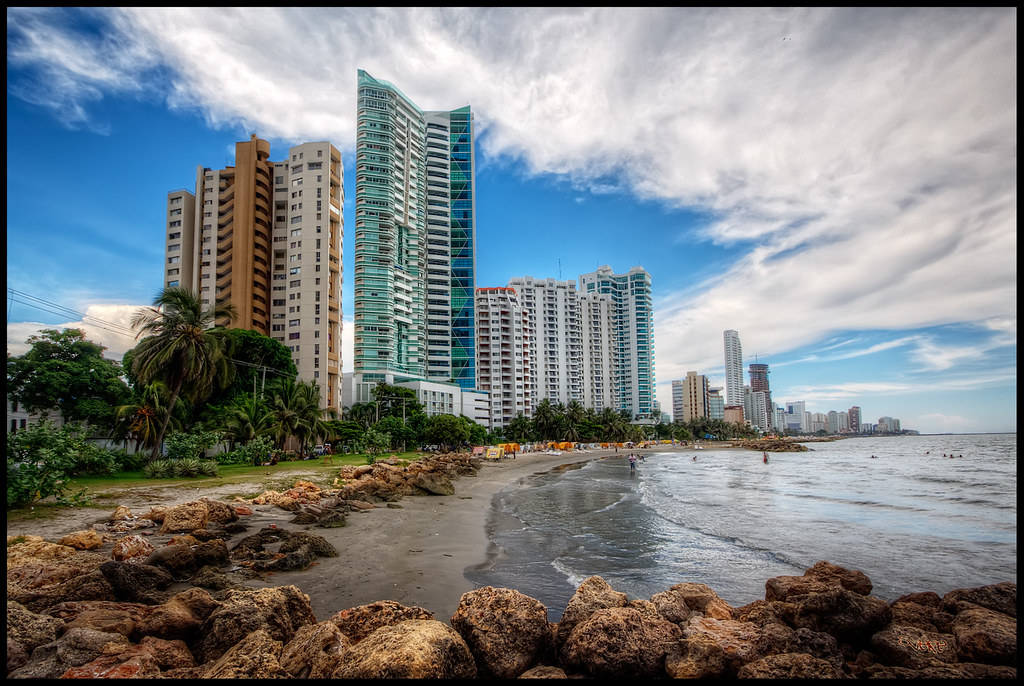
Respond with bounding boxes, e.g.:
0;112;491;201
942;582;1016;617
145;544;197;578
562;606;683;678
332;619;477;679
889;599;955;633
650;587;693;624
951;605;1017;665
200;498;239;525
665;634;727;678
7;601;63;666
201;629;290;679
450;587;550;678
134;587;220;641
411;471;456;496
766;561;872;601
110;534;155;563
60;636;193;676
45;600;151;638
681;615;767;675
192;539;229;568
774;588;892;642
736;652;846;678
330;600;434;643
12;570;115;613
98;561;173;604
660;581;733;619
280;621;351;678
554;576;628;648
195;585;316;662
159;501;209;534
7;627;130;679
58;530;104;551
870;624;957;668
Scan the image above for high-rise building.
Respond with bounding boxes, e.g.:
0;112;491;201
724;405;745;425
351;69;477;404
475;287;532;428
707;387;724;420
838;411;850;433
848;406;861;434
723;330;743;408
677;371;709;423
786;401;807;431
827;410;840;434
671;379;685;423
774;405;786;432
165;135;344;410
748;363;771;431
743;385;754;426
579;266;656;421
751;391;771;432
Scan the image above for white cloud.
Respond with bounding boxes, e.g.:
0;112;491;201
6;304;143;360
7;8;1016;412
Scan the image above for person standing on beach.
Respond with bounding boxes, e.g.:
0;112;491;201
629;454;637;472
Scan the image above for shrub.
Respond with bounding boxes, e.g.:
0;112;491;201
218;435;273;466
113;449;147;472
165;430;222;462
142;460;175;479
176;458;204;477
198;460;218;477
142;458;219;479
6;421;102;508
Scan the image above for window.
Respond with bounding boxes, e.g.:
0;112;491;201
292;178;303;187
292;164;303;174
275;176;284;184
168;244;180;252
169;220;181;228
169;232;181;240
167;268;179;276
289;279;301;288
289;319;300;327
170;208;182;216
289;332;300;340
290;267;300;274
168;256;180;264
170;196;182;205
168;280;179;287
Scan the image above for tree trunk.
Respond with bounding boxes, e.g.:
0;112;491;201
150;377;184;463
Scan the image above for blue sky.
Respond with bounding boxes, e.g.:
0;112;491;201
6;7;1017;433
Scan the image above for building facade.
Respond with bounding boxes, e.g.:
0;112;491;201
475;287;532;428
677;371;709;423
671;379;685;423
165;135;343;410
848;406;862;434
785;401;807;432
707;387;724;420
351;69;477;403
723;330;744;409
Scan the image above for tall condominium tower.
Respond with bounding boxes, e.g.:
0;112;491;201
707;387;724;420
671;379;685;423
677;371;709;423
165;135;343;410
352;69;476;402
475;287;532;428
723;330;743;409
579;266;656;421
848;405;861;433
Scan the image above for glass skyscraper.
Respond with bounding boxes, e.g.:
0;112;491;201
353;70;476;391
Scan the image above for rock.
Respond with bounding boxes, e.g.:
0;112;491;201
736;652;846;678
333;619;477;679
110;534;155;562
167;534;199;547
195;585;316;662
774;588;892;642
681;615;766;675
201;629;289;679
201;498;238;525
894;591;942;608
732;599;789;627
7;627;130;679
412;471;456;495
13;570;115;613
145;544;197;578
58;530;104;551
61;652;161;679
766;561;873;602
139;507;166;523
330;600;435;643
280;621;350;678
348;499;376;510
8;636;30;673
7;600;63;658
190;565;235;591
110;506;133;521
159;501;209;534
890;599;953;633
233;505;254;516
650;588;693;624
791;627;844;669
870;624;957;668
134;587;220;641
45;600;151;638
279;531;337;558
99;561;173;604
951;605;1017;665
518;665;568;678
626;598;663;621
554;576;628;648
661;581;733;619
942;581;1016;617
6;535;79;566
317;511;348;528
193;539;229;568
562;606;683;678
451;587;550;678
665;634;727;678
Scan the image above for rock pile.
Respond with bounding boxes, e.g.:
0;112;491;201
6;552;1015;679
732;439;810;452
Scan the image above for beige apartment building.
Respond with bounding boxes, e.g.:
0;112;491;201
165;135;343;410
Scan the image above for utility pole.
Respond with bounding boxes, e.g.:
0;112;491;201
261;367;267;399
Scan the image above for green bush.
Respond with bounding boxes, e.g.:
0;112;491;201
165;430;222;462
113;450;148;472
141;458;219;479
217;436;273;466
6;421;110;508
142;459;174;479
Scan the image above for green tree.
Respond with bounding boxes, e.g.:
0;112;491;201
222;393;273;448
346;402;378;430
113;381;185;452
423;414;470;452
506;413;533;443
371;382;424;420
532;399;559;440
7;329;132;429
208;328;297;405
323;419;365;453
462;416;488;446
129;287;237;461
563;400;585;442
375;415;417;452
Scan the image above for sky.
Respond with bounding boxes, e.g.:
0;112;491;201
5;7;1017;434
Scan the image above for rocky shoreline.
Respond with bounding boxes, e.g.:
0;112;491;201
7;452;1017;678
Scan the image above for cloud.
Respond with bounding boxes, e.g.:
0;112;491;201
7;8;1016;414
6;304;143;360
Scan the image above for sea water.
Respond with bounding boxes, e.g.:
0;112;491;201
465;434;1017;620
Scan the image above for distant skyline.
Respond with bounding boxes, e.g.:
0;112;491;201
5;7;1016;434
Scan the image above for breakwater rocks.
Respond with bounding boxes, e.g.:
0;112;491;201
6;541;1016;679
732;439;810;452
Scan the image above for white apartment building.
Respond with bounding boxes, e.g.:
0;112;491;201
671;379;685;423
723;330;744;408
707;387;725;420
580;290;615;412
475;287;532;428
165;136;343;410
341;372;488;426
751;390;771;432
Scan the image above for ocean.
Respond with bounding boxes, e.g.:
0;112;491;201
466;434;1017;621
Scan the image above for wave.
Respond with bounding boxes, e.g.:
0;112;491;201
592;494;630;514
551;556;588;589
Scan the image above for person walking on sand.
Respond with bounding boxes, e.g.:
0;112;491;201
629;454;637;472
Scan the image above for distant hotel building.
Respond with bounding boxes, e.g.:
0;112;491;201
503;265;656;422
673;371;709;423
748;363;772;432
848;406;862;433
165;135;343;410
475;287;532;428
707;387;724;420
723;330;744;411
346;69;478;410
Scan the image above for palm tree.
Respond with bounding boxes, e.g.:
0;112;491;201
129;287;236;461
223;393;273;448
506;413;533;443
270;380;305;451
113;381;182;453
533;399;558;440
294;380;329;454
563;400;585;442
